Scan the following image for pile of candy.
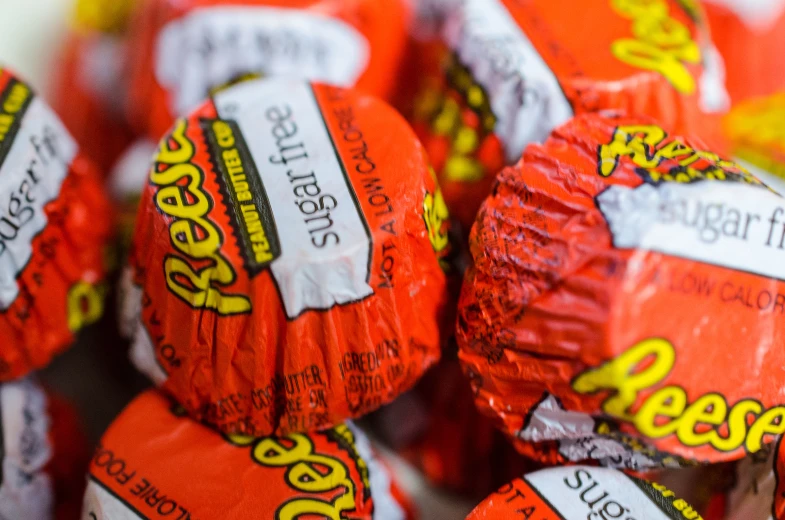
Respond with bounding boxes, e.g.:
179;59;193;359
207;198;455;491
4;0;785;517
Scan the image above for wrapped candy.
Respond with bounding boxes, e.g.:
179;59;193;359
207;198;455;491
0;378;87;520
49;0;136;173
126;77;450;435
125;0;412;141
410;0;730;231
458;112;785;470
467;466;705;519
82;390;415;519
724;92;785;193
703;0;785;103
0;67;112;381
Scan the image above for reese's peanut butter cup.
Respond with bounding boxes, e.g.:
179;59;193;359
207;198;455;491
125;0;411;141
457;112;785;469
127;77;449;435
50;0;136;173
0;68;112;381
724;93;785;193
466;467;704;520
704;0;785;103
82;390;414;520
411;0;729;231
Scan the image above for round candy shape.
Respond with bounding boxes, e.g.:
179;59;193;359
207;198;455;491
458;111;785;469
127;77;450;435
0;67;112;381
83;390;414;520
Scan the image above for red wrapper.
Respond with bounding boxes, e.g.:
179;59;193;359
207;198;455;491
0;67;113;381
704;0;785;103
126;77;450;435
48;394;91;520
49;0;136;174
82;390;415;520
125;0;412;141
458;111;785;469
410;0;729;232
467;466;705;520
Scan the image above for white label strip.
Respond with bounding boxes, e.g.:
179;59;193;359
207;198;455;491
526;467;674;520
347;422;406;520
442;0;573;161
597;181;785;280
82;480;143;520
0;96;77;309
156;6;370;117
0;378;54;520
214;78;372;319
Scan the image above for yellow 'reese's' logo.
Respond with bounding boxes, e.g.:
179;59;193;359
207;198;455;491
151;119;251;315
227;425;359;520
573;338;785;454
610;0;700;94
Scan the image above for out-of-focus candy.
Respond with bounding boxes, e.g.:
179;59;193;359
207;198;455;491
0;378;69;519
126;77;449;435
411;0;729;231
467;466;705;520
125;0;412;141
49;0;136;173
371;352;535;498
724;92;785;193
0;68;112;381
48;393;91;520
458;112;785;469
704;0;785;103
81;390;415;520
108;139;156;253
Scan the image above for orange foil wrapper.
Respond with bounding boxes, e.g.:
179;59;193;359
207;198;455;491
704;0;785;103
49;0;136;174
457;111;785;469
410;0;729;231
125;0;412;141
126;77;450;435
82;390;415;520
466;467;704;520
0;68;112;381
